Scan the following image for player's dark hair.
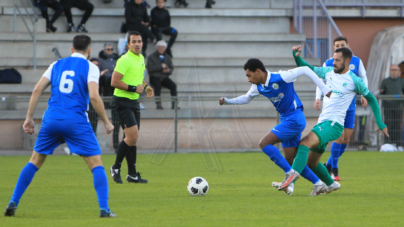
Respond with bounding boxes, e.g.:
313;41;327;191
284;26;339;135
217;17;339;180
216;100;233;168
333;36;348;45
127;31;142;44
335;47;352;60
89;58;98;62
244;58;266;73
73;35;91;51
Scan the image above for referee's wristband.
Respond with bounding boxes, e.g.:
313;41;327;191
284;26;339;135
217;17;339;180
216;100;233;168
144;84;149;90
127;85;137;92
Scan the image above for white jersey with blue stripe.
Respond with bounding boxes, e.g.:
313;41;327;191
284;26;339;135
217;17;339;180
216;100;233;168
42;53;100;121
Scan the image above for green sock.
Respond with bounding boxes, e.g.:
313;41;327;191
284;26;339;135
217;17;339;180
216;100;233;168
311;163;334;186
291;145;310;174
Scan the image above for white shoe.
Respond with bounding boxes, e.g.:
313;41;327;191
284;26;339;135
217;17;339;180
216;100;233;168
279;169;300;191
310;182;327;196
272;181;294;196
325;181;341;194
63;146;71;155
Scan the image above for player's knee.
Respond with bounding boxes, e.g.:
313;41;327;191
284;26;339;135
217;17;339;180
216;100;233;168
259;139;268;149
307;160;317;169
172;29;178;37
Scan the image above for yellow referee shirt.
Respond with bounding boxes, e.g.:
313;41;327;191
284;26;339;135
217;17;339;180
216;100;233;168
113;50;145;100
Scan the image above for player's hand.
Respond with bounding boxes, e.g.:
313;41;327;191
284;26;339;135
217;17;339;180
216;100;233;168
23;118;35;135
100;69;108;76
378;126;389;137
104;121;114;134
146;86;154;98
314;99;321;111
361;96;368;107
292;45;302;57
136;84;144;94
219;97;226;105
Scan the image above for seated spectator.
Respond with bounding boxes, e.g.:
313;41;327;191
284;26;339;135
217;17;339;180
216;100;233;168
34;0;63;32
98;43;118;97
380;64;404;145
147;40;178;109
205;0;216;8
151;0;178;57
125;0;156;56
174;0;188;7
60;0;94;32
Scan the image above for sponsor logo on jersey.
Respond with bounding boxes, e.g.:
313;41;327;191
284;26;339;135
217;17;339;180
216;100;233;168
272;83;279;90
342;82;347;88
331;89;344;97
269;93;284;103
349;64;355;70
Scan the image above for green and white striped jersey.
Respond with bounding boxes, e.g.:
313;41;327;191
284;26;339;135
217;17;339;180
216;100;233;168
313;67;369;126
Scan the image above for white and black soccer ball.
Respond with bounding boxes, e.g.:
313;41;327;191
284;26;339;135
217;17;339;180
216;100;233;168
187;177;209;196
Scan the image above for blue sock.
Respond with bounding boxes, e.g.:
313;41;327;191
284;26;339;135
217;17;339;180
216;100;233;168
92;166;109;211
329;142;341;169
10;162;39;206
339;144;348;158
300;165;320;184
262;144;292;173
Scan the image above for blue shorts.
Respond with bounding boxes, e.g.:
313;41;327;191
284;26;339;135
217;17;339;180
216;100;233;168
344;97;356;129
271;109;307;148
34;119;101;156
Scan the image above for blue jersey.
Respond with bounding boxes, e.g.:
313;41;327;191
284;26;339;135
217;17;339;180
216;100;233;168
256;72;303;116
42;53;100;122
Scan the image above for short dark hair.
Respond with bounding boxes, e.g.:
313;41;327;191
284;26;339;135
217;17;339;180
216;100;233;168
333;36;348;45
243;58;266;72
127;31;142;44
73;35;91;51
335;47;352;60
89;58;98;62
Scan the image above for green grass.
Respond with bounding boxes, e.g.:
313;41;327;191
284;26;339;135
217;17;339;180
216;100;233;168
1;151;403;227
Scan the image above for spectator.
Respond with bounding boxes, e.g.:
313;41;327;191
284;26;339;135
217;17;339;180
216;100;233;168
88;58;108;133
380;64;404;145
151;0;178;57
34;0;63;32
174;0;188;8
147;40;178;109
125;0;156;56
205;0;216;8
98;43;118;96
60;0;94;32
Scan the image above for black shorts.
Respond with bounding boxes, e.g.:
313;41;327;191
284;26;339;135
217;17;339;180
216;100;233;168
111;96;140;130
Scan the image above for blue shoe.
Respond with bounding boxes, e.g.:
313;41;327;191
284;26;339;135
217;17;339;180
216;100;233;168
4;202;17;217
100;209;117;218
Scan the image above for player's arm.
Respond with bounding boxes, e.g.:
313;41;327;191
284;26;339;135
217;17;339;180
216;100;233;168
358;59;369;107
88;82;114;134
355;79;388;136
280;66;332;97
111;70;144;94
292;45;315;70
219;85;260;105
142;80;154;98
23;76;51;135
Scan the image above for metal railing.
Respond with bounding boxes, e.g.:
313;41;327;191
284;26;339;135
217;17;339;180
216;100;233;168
1;95;401;154
293;0;343;63
13;0;39;69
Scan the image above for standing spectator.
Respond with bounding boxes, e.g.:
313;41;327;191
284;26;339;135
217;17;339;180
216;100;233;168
380;64;404;145
125;0;156;56
147;40;178;110
60;0;94;32
34;0;63;32
151;0;178;57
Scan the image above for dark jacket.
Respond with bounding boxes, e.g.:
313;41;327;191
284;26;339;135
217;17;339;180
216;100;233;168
125;0;149;25
146;51;174;81
151;6;171;28
98;50;119;96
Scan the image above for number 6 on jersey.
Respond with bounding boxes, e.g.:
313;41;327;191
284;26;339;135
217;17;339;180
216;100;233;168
59;70;75;93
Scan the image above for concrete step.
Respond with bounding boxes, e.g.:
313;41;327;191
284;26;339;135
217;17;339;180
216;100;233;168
1;8;292;33
0;32;306;58
0;16;46;33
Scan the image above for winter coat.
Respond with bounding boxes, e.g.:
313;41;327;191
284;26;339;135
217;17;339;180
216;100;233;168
146;51;174;81
98;50;119;96
151;6;171;28
125;0;149;26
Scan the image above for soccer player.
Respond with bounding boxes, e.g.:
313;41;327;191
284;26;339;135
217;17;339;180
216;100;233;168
314;36;368;181
279;47;388;193
219;58;333;196
110;31;154;184
4;35;117;217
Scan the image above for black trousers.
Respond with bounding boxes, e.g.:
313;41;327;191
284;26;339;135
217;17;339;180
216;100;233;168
126;24;155;56
34;0;63;26
149;76;177;106
152;26;178;50
383;102;403;145
60;0;94;25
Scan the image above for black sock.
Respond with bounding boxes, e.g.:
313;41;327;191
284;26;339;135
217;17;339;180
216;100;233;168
126;146;137;175
112;140;130;169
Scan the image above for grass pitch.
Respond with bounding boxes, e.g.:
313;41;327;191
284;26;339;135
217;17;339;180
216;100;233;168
1;151;403;227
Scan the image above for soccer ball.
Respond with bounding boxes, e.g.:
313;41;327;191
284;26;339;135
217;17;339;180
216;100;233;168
187;177;209;196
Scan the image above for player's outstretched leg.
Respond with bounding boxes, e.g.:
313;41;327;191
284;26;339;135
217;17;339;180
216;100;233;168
262;144;292;173
300;165;327;196
5;160;41;217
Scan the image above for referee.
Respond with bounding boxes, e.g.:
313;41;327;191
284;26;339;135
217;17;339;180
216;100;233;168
110;31;154;184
